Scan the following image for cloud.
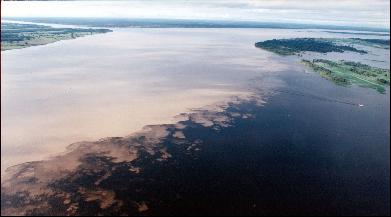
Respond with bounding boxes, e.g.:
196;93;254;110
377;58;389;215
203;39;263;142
1;0;390;28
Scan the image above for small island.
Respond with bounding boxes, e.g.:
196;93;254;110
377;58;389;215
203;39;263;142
1;22;112;51
302;59;390;93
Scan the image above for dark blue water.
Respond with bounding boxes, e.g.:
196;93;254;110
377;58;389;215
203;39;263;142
89;68;390;215
162;71;390;215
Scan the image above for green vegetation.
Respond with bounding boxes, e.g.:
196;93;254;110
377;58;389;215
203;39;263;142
255;38;367;55
1;23;112;51
255;37;390;93
302;59;390;93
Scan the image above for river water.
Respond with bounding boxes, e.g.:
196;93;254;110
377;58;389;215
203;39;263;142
1;27;389;178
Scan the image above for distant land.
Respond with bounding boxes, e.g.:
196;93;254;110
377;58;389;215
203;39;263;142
323;30;390;36
1;22;112;51
3;17;391;32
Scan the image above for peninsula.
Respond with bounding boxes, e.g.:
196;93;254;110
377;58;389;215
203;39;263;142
1;22;112;51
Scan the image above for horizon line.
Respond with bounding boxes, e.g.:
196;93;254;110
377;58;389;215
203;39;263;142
2;16;390;32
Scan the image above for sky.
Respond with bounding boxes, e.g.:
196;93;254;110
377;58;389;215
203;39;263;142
1;0;390;29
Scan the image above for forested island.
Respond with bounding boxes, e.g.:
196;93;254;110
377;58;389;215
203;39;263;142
254;38;367;55
1;23;112;51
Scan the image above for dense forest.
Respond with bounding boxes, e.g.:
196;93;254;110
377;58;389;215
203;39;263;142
255;38;367;55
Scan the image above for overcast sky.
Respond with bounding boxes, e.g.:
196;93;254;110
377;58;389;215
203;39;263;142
2;0;390;29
